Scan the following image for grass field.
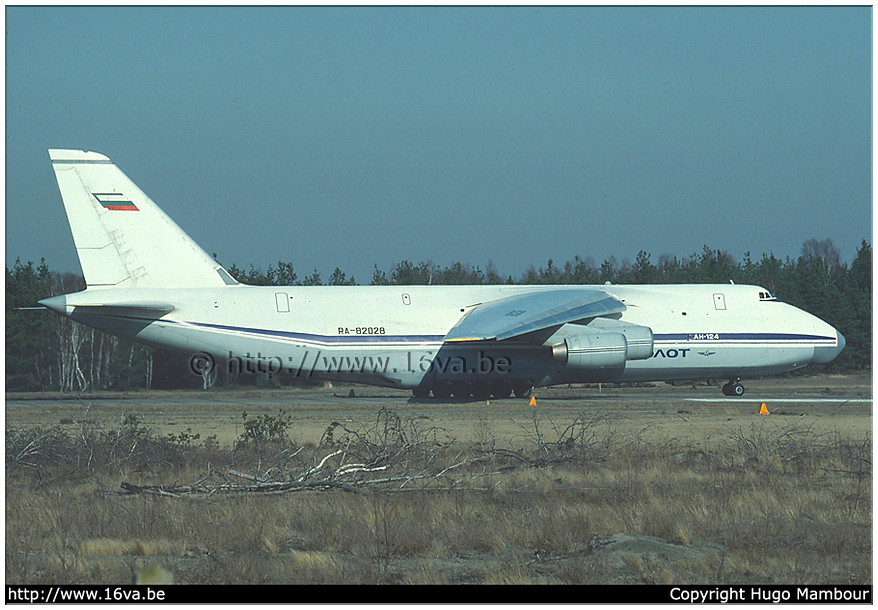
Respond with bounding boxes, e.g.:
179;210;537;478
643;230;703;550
5;373;872;586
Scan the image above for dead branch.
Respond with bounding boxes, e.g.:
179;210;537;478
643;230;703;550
109;407;636;498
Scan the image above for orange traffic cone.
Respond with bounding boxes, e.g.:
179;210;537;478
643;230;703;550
529;396;537;406
759;402;769;415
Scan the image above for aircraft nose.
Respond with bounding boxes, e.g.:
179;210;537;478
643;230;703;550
812;329;846;364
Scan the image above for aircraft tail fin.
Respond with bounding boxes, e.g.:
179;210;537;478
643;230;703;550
48;149;238;289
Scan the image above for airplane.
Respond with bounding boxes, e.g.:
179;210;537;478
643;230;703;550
39;149;846;399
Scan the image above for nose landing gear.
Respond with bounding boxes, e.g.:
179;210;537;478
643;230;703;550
722;379;745;396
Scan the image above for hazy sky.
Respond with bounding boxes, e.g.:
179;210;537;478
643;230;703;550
5;6;872;284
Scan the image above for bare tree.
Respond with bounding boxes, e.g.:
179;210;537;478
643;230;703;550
801;238;841;272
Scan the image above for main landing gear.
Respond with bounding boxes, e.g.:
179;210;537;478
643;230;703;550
412;380;533;400
722;379;745;396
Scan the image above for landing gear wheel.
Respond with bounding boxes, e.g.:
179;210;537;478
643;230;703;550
412;386;430;399
513;382;533;399
451;381;472;400
722;380;745;396
491;382;512;399
470;382;491;400
432;383;452;399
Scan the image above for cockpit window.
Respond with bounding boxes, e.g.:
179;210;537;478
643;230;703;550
758;291;778;301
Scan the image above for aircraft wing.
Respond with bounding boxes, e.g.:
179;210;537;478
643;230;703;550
444;289;626;342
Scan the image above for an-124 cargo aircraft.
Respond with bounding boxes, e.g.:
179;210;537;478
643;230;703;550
39;149;845;399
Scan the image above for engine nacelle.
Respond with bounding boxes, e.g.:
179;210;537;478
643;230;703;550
551;331;628;369
549;319;654;369
588;318;654;360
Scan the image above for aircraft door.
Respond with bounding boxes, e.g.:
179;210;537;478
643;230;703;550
713;293;727;311
275;292;290;313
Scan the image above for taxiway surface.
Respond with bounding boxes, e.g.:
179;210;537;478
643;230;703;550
6;373;871;447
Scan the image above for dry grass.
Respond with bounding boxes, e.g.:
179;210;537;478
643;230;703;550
5;402;871;586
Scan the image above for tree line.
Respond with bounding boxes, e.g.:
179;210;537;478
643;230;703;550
6;238;870;392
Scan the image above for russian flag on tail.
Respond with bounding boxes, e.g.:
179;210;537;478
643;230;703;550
93;192;138;211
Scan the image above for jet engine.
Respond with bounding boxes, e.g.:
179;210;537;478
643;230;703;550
549;319;654;369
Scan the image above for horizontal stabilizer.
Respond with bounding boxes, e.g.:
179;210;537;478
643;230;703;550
39;295;175;317
444;289;626;342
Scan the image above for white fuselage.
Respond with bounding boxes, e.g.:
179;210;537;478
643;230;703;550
44;283;844;391
40;150;846;398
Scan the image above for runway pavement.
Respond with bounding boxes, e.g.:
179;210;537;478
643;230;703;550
6;374;870;447
5;384;871;409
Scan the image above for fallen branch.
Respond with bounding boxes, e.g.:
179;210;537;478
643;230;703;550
119;478;367;497
819;467;872;477
107;407;636;498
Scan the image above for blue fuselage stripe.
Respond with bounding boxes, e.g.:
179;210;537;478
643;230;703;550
178;320;444;345
653;333;835;344
170;321;834;348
